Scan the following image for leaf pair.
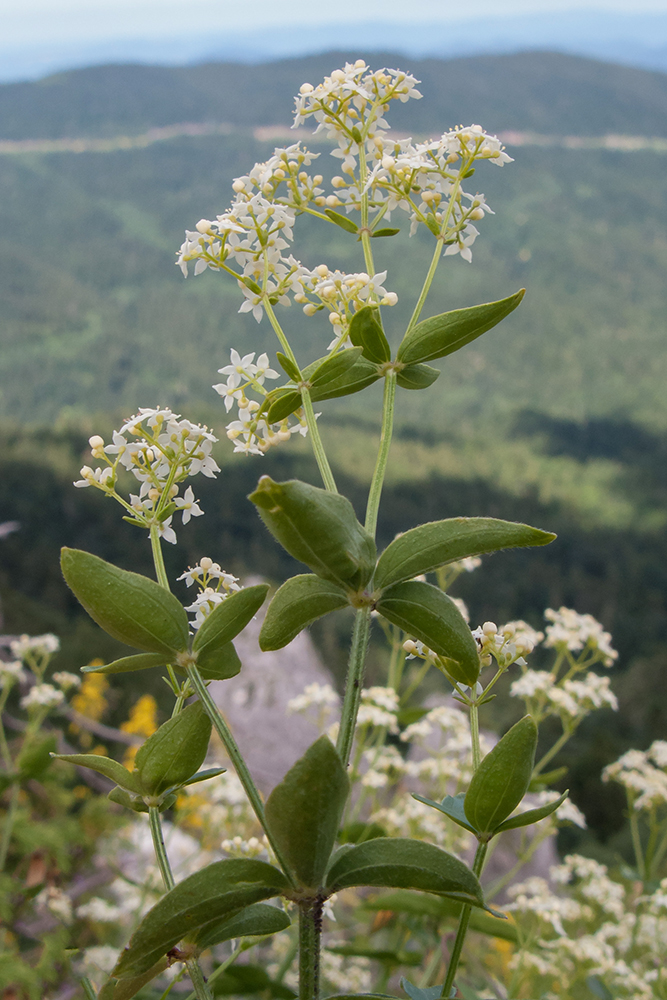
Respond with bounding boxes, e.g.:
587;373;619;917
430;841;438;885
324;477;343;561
416;716;569;840
253;479;554;687
60;548;268;680
54;701;223;810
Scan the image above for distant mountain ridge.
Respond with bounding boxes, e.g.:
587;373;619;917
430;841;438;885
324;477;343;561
2;10;667;82
2;50;667;142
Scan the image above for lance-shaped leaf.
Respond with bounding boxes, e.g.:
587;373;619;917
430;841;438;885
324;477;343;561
194;902;291;949
396;363;440;391
134;701;211;796
98;958;169;1000
325;208;359;233
375;517;556;589
412;792;477;834
113;859;289;979
494;790;569;834
375;581;479;685
249;478;377;590
193;585;268;659
464;716;538;838
265;736;349;890
325;838;484;908
195;641;242;681
267;354;380;423
52;752;141;793
82;652;168;675
61;548;189;655
402;981;451;1000
349;306;391;364
276;352;301;381
259;575;349;650
396;290;525;366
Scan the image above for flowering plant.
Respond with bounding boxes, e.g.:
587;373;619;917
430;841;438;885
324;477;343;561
3;60;655;1000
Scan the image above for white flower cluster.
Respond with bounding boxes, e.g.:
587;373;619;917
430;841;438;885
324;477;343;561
20;683;64;710
511;669;618;721
472;619;538;669
34;886;73;924
220;834;269;859
0;659;26;688
544;606;618;666
213;348;308;456
294;265;397;349
177;557;242;630
356;686;400;732
52;671;81;691
76;896;124;923
75;409;219;543
288;682;340;715
11;633;60;661
603;742;667;811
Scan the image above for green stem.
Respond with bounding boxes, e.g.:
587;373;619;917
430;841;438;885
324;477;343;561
80;977;98;1000
183;944;244;1000
469;702;481;772
532;725;573;777
298;901;322;1000
263;299;337;493
148;806;213;1000
441;842;488;998
301;388;337;493
185;663;294;883
149;525;192;702
0;686;13;770
336;607;372;767
419;944;444;989
0;783;19;871
628;796;646;881
364;371;396;537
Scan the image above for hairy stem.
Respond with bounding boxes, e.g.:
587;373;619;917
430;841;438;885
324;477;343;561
365;371;397;536
183;944;244;1000
336;607;372;767
469;701;481;772
441;841;488;997
148;806;213;1000
298;900;322;1000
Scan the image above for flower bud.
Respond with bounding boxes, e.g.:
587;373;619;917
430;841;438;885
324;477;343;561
88;435;104;449
328;312;341;325
199;557;213;571
299;83;314;94
381;292;398;306
482;621;497;636
196;219;213;233
232;180;246;193
325;195;340;207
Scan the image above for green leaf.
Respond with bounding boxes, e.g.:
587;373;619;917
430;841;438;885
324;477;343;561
371;227;401;238
194;902;290;949
61;548;189;655
310;356;381;402
375;517;556;589
195;641;242;681
364;891;516;942
494;790;569;834
259;575;349;651
108;786;174;813
134;701;211;796
179;767;226;788
98;959;169;1000
396;290;525;366
193;585;269;656
464;716;538;838
18;735;56;780
396;364;440;391
81;652;168;675
325;209;359;233
309;347;364;387
276;352;301;381
339;821;387;844
265;736;349;890
267;355;382;422
375;581;479;685
249;478;377;590
53;752;141;793
325;838;485;908
349;307;391;364
113;859;289;978
402;980;451;1000
412;792;477;834
210;963;296;998
266;390;303;423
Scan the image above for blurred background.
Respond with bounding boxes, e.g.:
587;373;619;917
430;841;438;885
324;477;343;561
1;0;667;856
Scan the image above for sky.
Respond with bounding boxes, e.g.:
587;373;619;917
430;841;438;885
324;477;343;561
4;0;667;47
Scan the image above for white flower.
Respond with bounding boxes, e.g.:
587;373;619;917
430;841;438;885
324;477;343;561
11;633;60;659
173;485;203;525
544;607;618;666
0;660;27;686
288;683;340;714
52;671;81;691
510;669;554;700
20;683;64;710
35;886;73;924
76;897;123;922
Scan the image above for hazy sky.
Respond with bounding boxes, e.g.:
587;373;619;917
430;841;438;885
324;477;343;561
4;0;667;46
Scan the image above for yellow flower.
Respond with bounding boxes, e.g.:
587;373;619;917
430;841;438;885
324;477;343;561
121;694;158;769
